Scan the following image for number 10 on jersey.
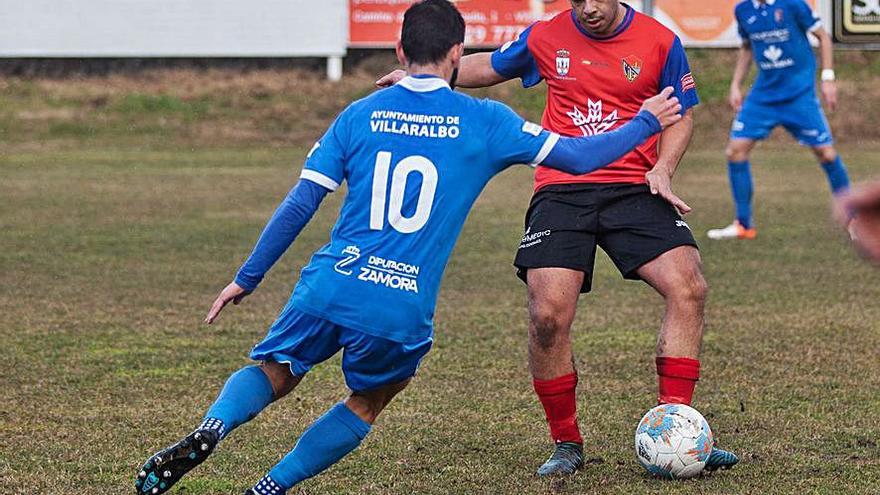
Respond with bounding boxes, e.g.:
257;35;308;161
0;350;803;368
370;151;438;234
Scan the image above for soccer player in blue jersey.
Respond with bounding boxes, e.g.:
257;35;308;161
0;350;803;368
133;1;682;493
708;0;851;240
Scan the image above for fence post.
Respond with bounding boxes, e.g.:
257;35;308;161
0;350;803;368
327;56;343;81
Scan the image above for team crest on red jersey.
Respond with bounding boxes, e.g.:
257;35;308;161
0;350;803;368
622;55;642;82
556;49;571;77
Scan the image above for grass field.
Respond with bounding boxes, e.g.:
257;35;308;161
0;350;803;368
1;56;879;494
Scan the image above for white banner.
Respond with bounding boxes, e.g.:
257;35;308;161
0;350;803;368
0;0;348;57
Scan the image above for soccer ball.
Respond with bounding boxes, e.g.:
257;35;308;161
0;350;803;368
634;403;714;479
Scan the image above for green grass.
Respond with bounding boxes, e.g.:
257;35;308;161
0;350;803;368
3;54;880;492
2;138;879;494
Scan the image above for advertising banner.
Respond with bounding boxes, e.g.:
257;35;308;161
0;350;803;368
350;0;643;48
655;0;818;47
834;0;880;43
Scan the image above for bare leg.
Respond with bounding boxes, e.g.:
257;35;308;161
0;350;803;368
255;379;413;491
725;138;757;164
636;245;708;359
811;144;837;164
526;267;584;379
526;267;586;475
345;378;411;424
259;361;303;400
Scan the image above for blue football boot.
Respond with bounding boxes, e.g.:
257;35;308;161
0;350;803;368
536;441;584;476
704;446;739;472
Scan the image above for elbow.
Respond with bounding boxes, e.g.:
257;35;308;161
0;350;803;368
681;109;695;127
667;109;694;134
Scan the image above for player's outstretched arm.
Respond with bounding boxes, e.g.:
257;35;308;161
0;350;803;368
834;179;880;263
454;52;508;88
376;52;507;88
204;179;330;324
540;88;681;175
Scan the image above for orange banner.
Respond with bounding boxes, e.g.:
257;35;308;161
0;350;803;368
655;0;817;46
349;0;571;47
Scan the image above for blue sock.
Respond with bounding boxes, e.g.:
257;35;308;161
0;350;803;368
821;155;850;195
728;160;754;229
266;402;371;490
203;365;274;440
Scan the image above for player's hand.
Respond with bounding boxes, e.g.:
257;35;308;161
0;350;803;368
646;165;692;215
821;80;838;112
640;87;682;129
376;69;407;88
834;180;880;263
728;85;743;111
205;281;251;324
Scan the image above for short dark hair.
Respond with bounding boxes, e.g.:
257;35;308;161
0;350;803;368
401;0;466;65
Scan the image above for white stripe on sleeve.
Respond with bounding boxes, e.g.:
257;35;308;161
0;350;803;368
300;169;340;191
530;133;560;167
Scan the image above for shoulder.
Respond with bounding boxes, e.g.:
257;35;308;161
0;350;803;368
632;10;676;45
469;95;506;121
471;98;527;133
340;86;416;121
784;0;813;13
528;9;573;38
733;1;752;21
345;88;389;113
780;0;803;8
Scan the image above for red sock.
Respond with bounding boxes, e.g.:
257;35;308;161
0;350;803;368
533;373;583;444
656;357;700;405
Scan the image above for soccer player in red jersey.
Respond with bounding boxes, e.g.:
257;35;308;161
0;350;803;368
378;0;739;476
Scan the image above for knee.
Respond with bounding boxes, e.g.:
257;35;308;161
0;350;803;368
668;271;709;306
346;379;409;425
260;362;299;400
345;396;383;425
814;146;837;163
725;142;749;162
529;305;571;351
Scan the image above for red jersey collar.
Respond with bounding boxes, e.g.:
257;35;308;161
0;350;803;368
570;3;635;41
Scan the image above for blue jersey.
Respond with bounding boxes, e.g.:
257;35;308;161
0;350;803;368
735;0;822;104
288;76;556;343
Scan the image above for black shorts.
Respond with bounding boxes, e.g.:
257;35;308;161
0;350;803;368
514;183;698;293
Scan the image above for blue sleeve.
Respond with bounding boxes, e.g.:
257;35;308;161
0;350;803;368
659;36;699;114
485;100;557;172
541;111;661;175
490;24;543;88
299;109;350;191
234;179;329;291
792;0;821;32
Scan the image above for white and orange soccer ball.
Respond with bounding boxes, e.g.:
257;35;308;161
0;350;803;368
634;403;714;479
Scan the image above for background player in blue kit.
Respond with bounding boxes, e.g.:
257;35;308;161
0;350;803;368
133;1;683;494
708;0;851;240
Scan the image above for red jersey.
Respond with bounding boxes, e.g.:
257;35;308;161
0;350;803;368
491;6;699;190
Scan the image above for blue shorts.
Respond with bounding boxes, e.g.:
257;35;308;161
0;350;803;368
730;91;833;147
250;302;433;392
